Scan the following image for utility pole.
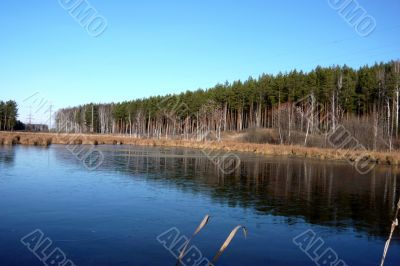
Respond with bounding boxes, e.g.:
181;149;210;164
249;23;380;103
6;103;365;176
49;104;53;130
27;106;33;125
395;61;399;139
92;105;94;133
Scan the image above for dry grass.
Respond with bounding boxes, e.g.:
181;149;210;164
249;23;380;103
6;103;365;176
381;198;400;266
178;214;210;262
1;131;400;166
211;225;247;265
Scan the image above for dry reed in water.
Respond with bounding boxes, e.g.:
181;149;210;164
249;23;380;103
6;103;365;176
210;225;247;265
380;197;400;266
177;214;210;263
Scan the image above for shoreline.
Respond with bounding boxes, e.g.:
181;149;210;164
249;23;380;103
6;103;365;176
1;131;399;166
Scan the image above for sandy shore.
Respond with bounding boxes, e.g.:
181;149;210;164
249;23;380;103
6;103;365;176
1;131;399;166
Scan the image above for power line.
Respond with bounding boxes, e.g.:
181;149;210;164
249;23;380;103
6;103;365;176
27;106;33;125
306;43;400;66
270;25;400;60
49;104;53;129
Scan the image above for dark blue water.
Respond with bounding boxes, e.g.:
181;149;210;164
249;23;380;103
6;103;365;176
0;145;399;266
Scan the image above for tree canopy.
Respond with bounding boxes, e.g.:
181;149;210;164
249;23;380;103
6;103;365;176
55;60;400;150
0;100;18;131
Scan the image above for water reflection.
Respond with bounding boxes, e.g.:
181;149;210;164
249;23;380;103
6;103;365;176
0;146;15;167
55;145;399;239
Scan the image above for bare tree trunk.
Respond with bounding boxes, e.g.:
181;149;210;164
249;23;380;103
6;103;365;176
290;103;294;143
387;99;393;151
129;113;132;137
396;87;399;139
147;113;150;138
311;93;315;134
223;103;227;131
257;102;262;128
304;118;310;146
373;104;378;151
278;92;283;144
91;105;94;133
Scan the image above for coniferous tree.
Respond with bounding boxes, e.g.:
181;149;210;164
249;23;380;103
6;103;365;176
54;61;400;151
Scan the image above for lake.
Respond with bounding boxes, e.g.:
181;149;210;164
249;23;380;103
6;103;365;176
0;145;399;266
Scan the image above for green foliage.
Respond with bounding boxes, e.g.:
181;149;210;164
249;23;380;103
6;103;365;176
56;60;400;136
0;100;18;131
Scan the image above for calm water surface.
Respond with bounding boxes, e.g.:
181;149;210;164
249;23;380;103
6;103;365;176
0;145;399;266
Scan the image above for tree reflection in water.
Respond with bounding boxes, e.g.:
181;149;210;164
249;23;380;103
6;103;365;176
0;146;15;167
55;145;400;239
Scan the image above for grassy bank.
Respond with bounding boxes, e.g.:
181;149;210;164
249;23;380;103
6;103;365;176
1;131;399;166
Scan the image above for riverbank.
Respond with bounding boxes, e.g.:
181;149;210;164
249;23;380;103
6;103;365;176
1;131;399;166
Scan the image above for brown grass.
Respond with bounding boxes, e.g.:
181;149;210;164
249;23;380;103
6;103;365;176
178;214;210;262
1;131;400;166
211;225;247;265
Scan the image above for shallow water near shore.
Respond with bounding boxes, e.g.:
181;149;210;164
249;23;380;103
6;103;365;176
0;145;400;265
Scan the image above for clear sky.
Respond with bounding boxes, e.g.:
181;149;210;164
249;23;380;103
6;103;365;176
0;0;399;125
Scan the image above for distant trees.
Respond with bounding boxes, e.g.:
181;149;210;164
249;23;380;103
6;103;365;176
0;100;18;131
55;60;400;151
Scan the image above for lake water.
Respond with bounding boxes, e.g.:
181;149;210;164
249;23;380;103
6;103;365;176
0;145;399;266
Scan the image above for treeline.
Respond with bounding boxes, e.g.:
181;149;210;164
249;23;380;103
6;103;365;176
0;100;18;131
55;60;400;151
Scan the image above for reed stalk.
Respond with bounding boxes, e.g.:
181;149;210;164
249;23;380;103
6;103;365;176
381;198;400;266
177;214;210;263
210;225;247;265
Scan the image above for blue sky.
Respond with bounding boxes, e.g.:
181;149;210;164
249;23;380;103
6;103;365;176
0;0;399;125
